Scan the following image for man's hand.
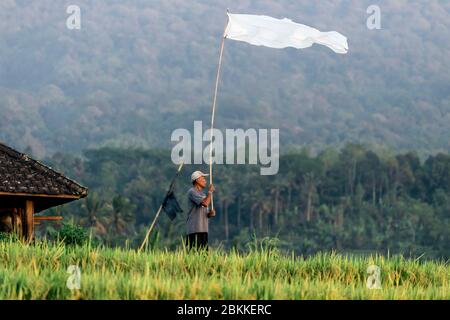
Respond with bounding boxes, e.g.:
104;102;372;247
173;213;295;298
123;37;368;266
201;184;215;207
208;209;216;218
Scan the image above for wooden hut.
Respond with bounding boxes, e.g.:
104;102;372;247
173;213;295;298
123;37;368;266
0;142;88;241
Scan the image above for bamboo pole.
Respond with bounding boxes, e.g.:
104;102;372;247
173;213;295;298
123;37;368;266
209;11;229;211
139;204;163;252
139;162;184;251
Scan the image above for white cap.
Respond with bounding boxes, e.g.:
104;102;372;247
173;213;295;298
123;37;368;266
191;170;209;182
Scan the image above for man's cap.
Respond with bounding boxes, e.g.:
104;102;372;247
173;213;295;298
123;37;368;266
191;171;209;182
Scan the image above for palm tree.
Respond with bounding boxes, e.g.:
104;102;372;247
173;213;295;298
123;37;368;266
82;192;107;236
112;195;134;235
302;172;320;222
217;168;235;241
83;192;102;226
269;174;290;230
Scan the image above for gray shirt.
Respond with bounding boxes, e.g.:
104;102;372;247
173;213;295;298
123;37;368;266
186;187;209;234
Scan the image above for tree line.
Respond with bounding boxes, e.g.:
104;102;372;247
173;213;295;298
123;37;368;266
43;144;449;259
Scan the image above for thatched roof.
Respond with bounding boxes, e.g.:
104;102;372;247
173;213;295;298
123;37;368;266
0;142;88;212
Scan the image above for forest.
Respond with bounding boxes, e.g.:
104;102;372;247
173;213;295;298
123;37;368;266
42;144;450;259
0;0;449;158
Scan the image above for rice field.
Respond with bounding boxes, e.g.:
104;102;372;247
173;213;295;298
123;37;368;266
0;240;448;300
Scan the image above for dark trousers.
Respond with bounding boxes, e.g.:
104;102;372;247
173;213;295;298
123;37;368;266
185;232;208;250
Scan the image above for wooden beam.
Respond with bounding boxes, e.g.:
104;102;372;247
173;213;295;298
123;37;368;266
25;200;34;242
16;208;23;239
34;221;41;225
0;191;83;199
34;216;63;221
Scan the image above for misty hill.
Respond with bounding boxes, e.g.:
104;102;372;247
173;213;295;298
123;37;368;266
0;0;449;157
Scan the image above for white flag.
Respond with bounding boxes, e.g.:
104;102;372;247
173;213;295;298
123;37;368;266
224;13;348;54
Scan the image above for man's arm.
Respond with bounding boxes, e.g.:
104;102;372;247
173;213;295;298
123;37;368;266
201;184;215;207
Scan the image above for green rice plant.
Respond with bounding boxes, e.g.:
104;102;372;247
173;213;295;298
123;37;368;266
0;239;448;300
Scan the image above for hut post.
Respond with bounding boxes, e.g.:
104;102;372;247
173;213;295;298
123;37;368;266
12;208;22;238
24;200;34;242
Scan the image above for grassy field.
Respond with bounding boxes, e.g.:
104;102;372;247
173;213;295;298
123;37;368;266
0;240;448;300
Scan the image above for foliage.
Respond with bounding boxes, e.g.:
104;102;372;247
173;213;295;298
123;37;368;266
0;1;449;157
0;232;20;243
43;144;450;259
50;223;89;246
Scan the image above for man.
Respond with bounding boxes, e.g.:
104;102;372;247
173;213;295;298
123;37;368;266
186;170;216;250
